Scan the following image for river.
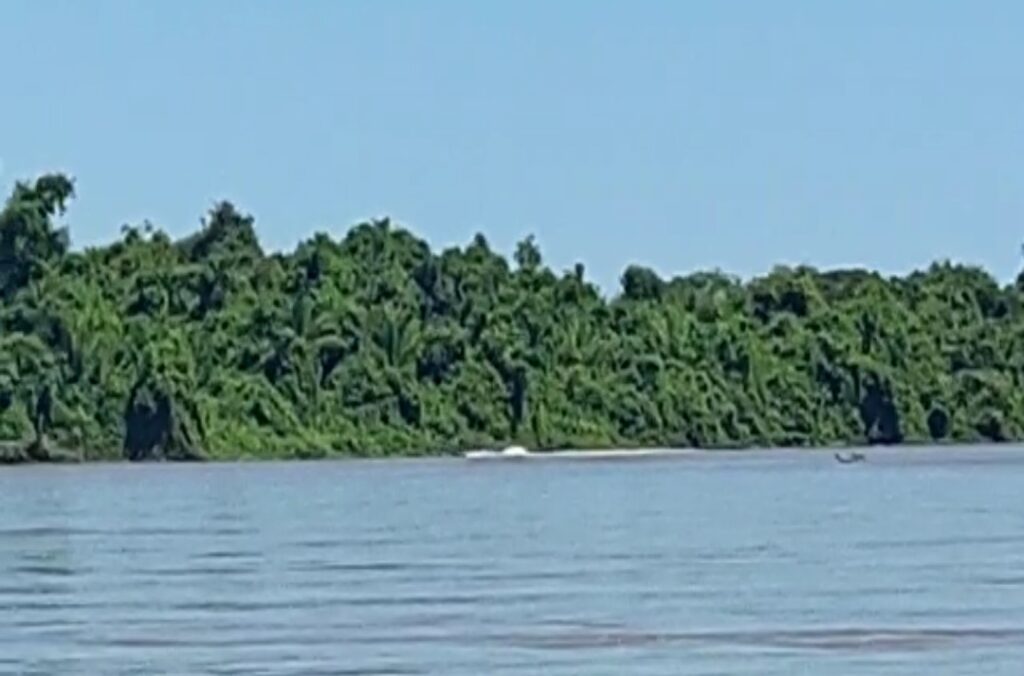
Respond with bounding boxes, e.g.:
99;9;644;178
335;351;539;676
2;447;1023;674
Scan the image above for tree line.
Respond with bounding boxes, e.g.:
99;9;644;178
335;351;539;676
1;172;1023;462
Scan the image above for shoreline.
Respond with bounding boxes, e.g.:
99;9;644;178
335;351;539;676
3;441;1024;469
460;443;1024;463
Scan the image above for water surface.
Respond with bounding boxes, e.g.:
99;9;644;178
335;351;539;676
2;447;1024;674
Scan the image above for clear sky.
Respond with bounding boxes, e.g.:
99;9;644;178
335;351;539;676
2;1;1022;290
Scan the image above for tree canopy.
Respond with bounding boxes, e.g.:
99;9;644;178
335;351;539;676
1;171;1023;462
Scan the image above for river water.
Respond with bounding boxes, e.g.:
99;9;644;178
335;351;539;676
2;447;1024;674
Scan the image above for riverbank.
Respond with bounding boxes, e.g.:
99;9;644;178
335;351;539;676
3;438;1023;467
4;170;1024;470
0;440;81;465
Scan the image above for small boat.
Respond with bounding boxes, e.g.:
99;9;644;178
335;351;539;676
834;451;866;464
464;445;530;460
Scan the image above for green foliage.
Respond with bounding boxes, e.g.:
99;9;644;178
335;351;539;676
2;171;1024;462
0;174;73;299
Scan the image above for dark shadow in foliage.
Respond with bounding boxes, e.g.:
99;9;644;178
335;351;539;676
508;363;528;440
179;201;263;264
927;407;950;441
123;380;204;461
859;375;903;445
0;384;80;464
621;265;664;302
975;410;1008;443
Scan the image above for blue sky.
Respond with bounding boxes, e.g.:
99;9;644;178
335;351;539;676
2;1;1022;290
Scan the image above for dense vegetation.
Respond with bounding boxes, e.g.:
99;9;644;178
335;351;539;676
1;172;1023;462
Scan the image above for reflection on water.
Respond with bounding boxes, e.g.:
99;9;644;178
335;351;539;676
2;447;1024;674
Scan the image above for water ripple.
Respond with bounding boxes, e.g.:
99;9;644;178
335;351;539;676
2;453;1024;674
